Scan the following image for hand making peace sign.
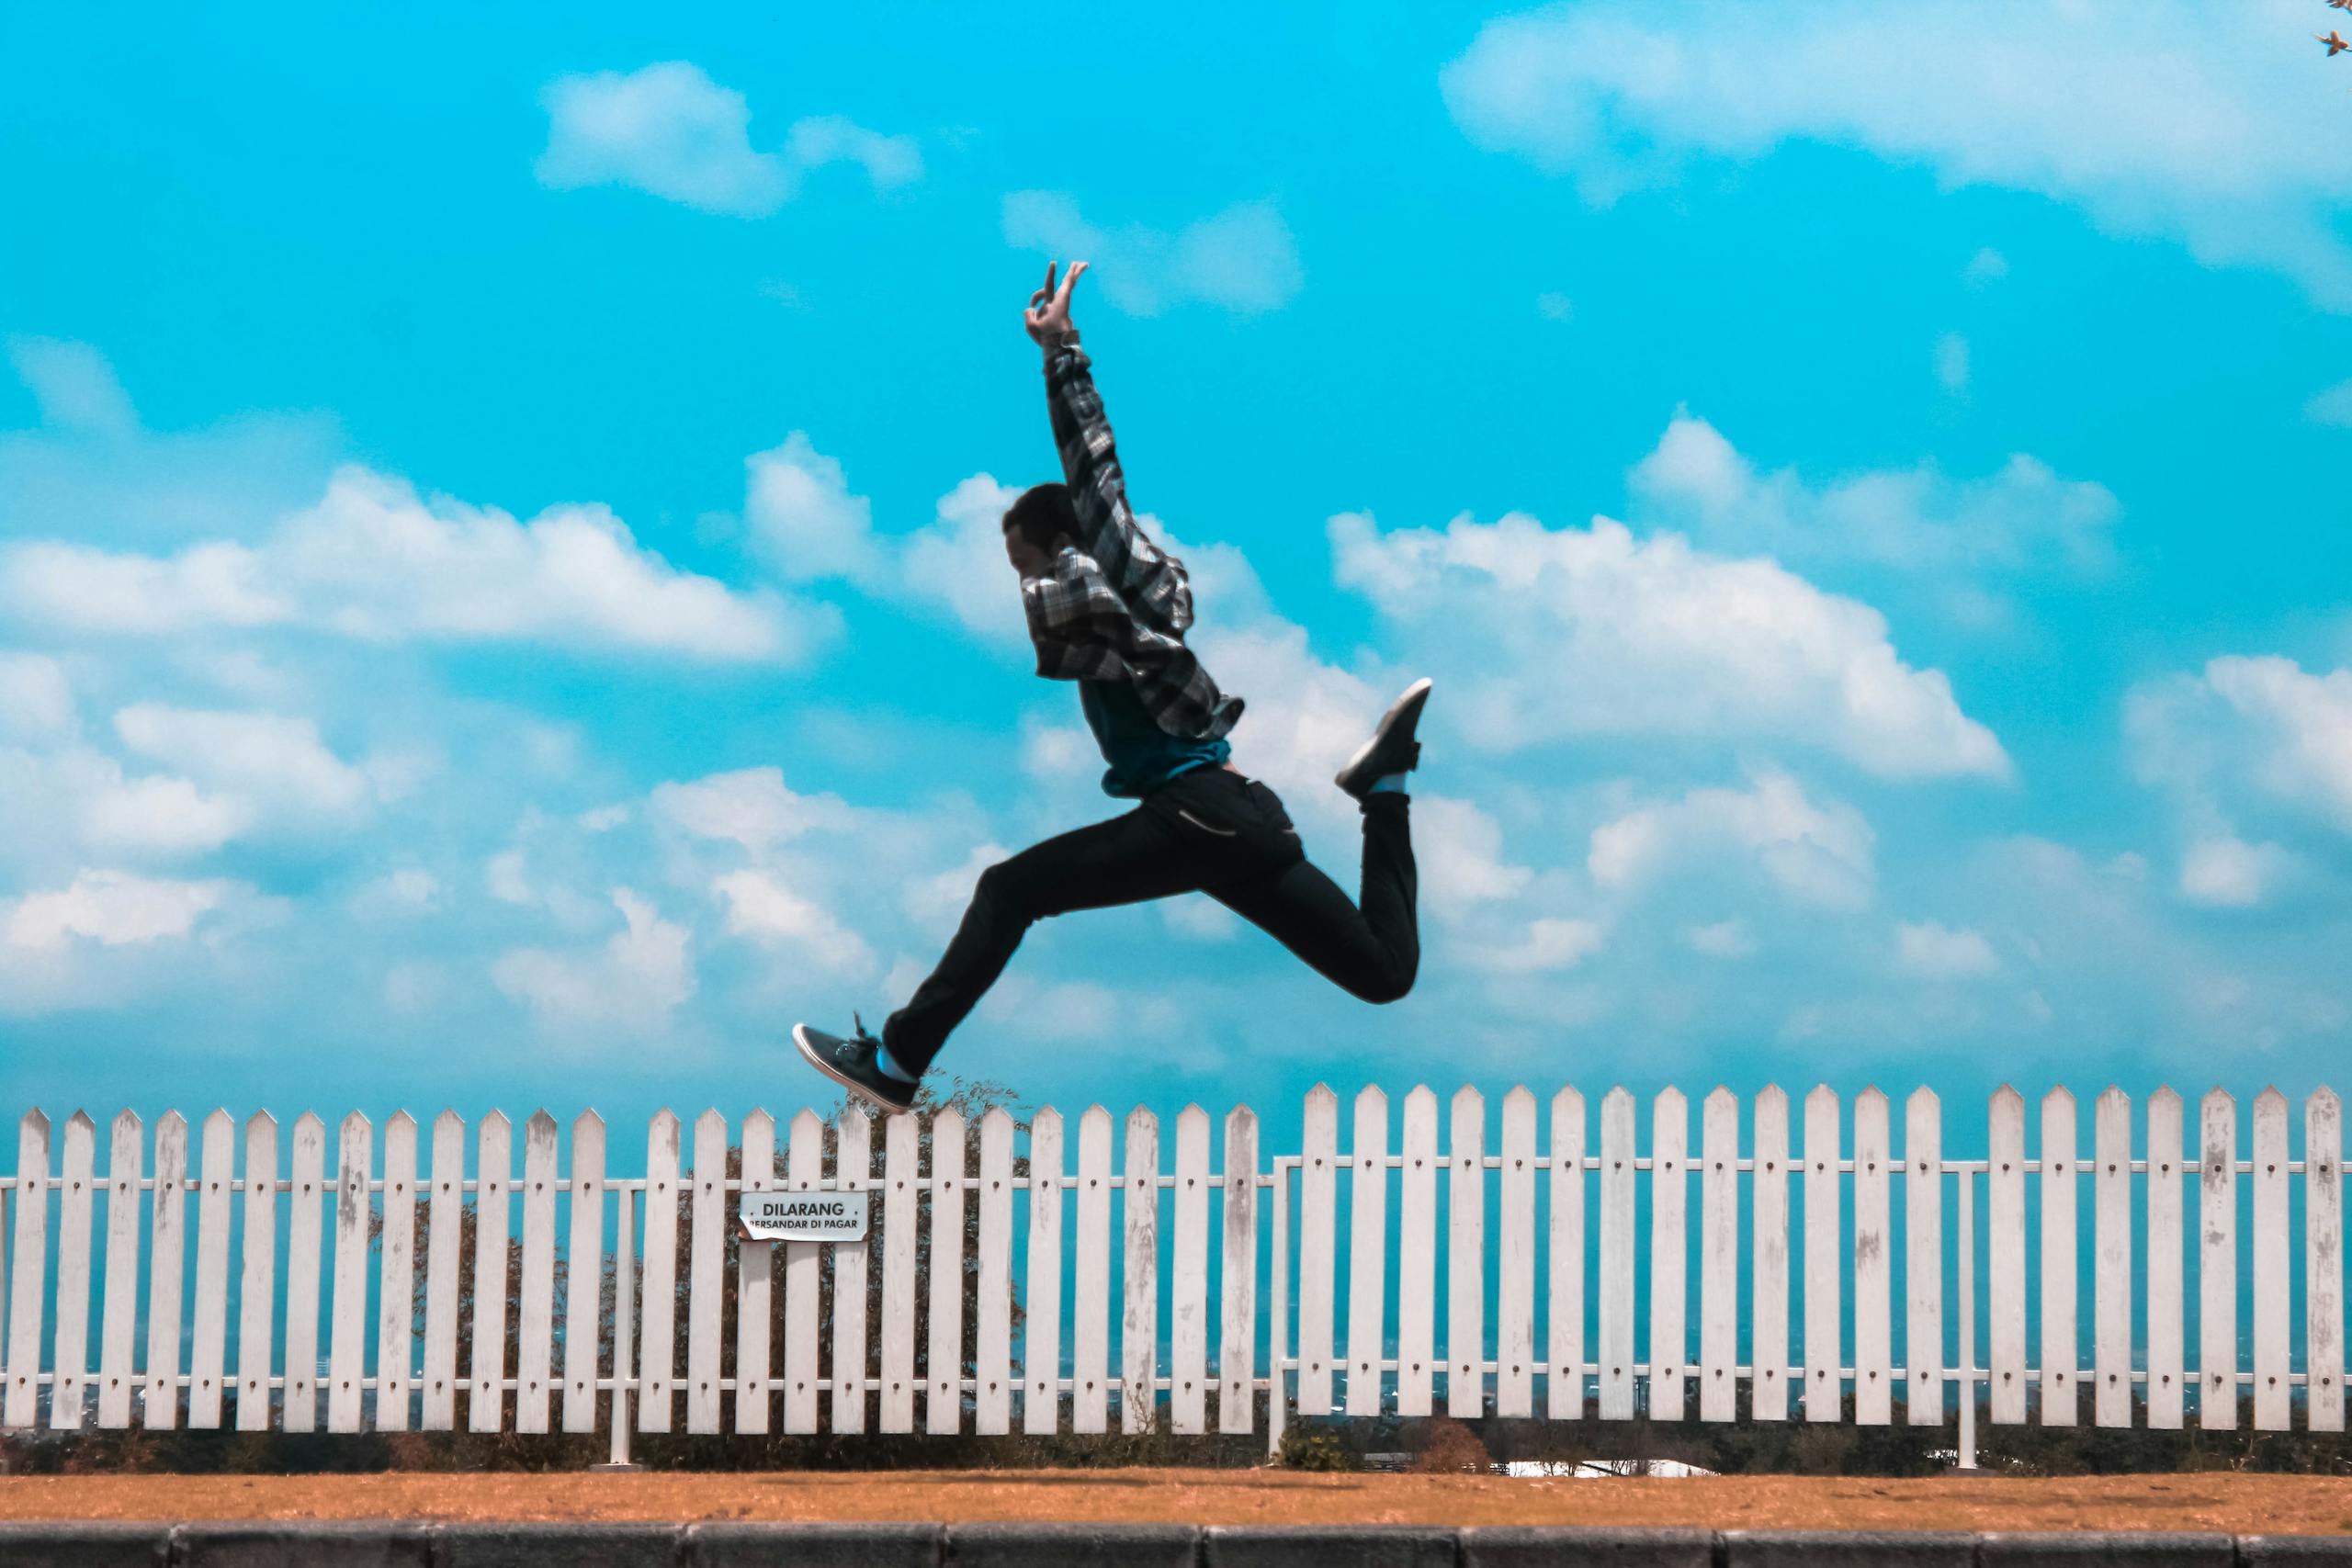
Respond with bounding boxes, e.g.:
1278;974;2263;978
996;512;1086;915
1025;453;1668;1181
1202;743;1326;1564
1024;259;1088;348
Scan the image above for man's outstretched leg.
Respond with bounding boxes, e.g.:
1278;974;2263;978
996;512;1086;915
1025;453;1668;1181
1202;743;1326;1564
1213;678;1428;1002
794;804;1202;1111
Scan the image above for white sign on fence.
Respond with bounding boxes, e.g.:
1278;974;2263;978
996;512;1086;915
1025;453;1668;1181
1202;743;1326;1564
740;1190;869;1243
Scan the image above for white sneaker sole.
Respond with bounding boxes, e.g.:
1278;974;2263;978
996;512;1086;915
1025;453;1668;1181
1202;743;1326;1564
792;1023;913;1114
1336;677;1433;794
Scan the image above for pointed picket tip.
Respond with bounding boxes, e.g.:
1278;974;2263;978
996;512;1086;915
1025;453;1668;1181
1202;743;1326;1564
111;1107;143;1132
1601;1084;1634;1103
288;1110;318;1134
1906;1085;1941;1109
1123;1104;1156;1132
1306;1082;1337;1104
2042;1085;2076;1109
66;1108;96;1134
571;1108;605;1134
1176;1102;1207;1124
1857;1084;1888;1106
694;1107;728;1133
1705;1085;1736;1106
2201;1085;2235;1108
243;1109;277;1134
980;1103;1017;1130
1452;1084;1485;1108
1503;1083;1536;1109
1404;1084;1438;1108
1222;1103;1255;1129
2148;1085;2183;1109
525;1108;558;1134
2311;1086;2343;1112
1032;1104;1064;1129
1354;1084;1389;1111
2096;1084;2129;1106
1755;1082;1788;1111
388;1109;419;1133
1991;1083;2024;1108
648;1106;680;1129
338;1109;372;1133
1080;1103;1113;1131
2255;1085;2287;1108
17;1107;48;1137
1655;1085;1686;1106
1804;1083;1838;1106
478;1107;512;1131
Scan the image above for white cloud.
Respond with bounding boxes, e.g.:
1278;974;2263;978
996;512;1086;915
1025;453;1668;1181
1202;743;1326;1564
784;114;922;191
1895;919;1999;980
899;473;1030;642
1331;506;2007;779
652;766;860;856
1001;192;1304;317
1163;896;1238;942
713;867;876;976
2178;836;2291;908
1415;795;1533;919
0;652;74;741
492;888;695;1028
1442;2;2352;308
904;842;1004;932
1685;919;1757;959
2306;379;2352;428
1629;411;2117;573
2129;655;2352;831
0;745;246;863
4;869;235;951
3;466;805;662
1590;771;1875;910
745;432;881;584
1535;291;1574;322
535;62;917;217
1934;333;1971;397
6;337;137;439
1470;916;1603;974
114;705;372;817
1964;247;2010;287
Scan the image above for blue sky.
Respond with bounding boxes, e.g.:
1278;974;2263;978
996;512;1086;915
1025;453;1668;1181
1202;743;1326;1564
5;1;2352;1149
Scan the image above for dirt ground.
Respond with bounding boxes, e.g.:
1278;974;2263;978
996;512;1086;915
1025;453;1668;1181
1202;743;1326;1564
0;1471;2349;1534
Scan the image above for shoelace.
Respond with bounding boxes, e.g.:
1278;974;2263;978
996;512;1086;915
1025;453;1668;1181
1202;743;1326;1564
853;1010;878;1047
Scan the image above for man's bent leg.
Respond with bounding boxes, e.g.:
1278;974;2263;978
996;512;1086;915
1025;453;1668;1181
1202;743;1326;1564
884;806;1201;1077
1213;796;1419;1004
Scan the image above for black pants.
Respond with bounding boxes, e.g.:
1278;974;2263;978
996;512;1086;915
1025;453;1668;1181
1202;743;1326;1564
885;767;1418;1076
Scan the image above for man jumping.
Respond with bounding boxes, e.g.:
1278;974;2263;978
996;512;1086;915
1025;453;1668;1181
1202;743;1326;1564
793;260;1429;1111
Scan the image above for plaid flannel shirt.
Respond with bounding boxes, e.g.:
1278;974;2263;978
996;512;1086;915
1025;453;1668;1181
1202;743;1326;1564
1022;342;1244;741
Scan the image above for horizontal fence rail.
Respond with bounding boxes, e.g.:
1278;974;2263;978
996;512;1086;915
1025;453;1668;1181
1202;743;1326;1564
0;1086;2343;1464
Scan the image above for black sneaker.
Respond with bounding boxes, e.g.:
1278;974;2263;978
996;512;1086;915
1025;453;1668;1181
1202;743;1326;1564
791;1016;917;1115
1335;677;1433;799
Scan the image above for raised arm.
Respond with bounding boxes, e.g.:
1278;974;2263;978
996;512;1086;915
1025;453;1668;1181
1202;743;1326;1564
1023;261;1171;590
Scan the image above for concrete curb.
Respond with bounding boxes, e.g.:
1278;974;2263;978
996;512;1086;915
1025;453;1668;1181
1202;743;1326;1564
0;1520;2346;1565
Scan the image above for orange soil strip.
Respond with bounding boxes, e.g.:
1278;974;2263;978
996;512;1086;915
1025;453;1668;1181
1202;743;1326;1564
0;1471;2349;1534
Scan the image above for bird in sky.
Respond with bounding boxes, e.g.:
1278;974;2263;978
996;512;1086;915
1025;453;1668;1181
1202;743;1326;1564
2324;28;2352;54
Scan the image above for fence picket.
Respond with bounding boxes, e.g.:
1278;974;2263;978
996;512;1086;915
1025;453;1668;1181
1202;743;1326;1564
1549;1089;1586;1421
638;1111;680;1433
376;1111;418;1433
1397;1086;1438;1417
929;1107;969;1436
2146;1088;2185;1429
1497;1087;1536;1419
1753;1088;1788;1421
1296;1085;1337;1416
1598;1087;1635;1421
1120;1107;1158;1434
515;1111;558;1434
1170;1104;1210;1434
2311;1090;2346;1434
832;1110;872;1436
2094;1088;2132;1428
277;1113;318;1433
686;1109;728;1435
975;1107;1015;1435
2252;1087;2290;1431
99;1111;144;1429
1345;1088;1388;1418
1804;1087;1840;1423
784;1109;823;1435
236;1113;277;1432
1024;1109;1063;1436
50;1112;96;1430
1853;1089;1891;1426
1989;1085;2026;1424
735;1110;775;1435
2199;1088;2237;1430
1220;1106;1258;1435
1905;1089;1942;1427
880;1111;918;1433
1648;1089;1687;1421
328;1111;372;1433
187;1110;235;1430
1699;1089;1736;1422
2039;1089;2078;1427
1072;1106;1111;1434
423;1111;464;1432
562;1111;605;1435
469;1111;512;1435
1448;1087;1487;1419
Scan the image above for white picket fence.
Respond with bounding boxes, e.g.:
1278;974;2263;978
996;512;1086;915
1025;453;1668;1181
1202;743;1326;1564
0;1085;2344;1466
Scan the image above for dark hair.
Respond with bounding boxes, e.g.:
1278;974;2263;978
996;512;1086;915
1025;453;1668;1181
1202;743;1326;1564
1002;482;1077;554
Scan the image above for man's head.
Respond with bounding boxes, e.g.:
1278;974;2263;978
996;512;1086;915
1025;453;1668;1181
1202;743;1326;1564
1002;481;1076;576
